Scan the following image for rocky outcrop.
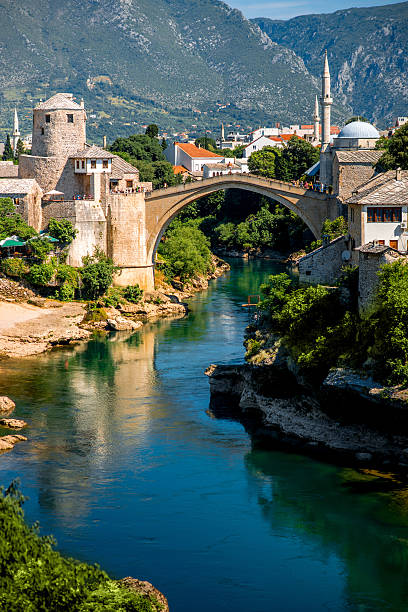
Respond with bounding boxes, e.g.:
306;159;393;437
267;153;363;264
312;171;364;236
0;277;36;302
0;434;27;452
0;418;27;429
107;317;143;331
0;396;16;415
206;362;408;470
119;577;169;611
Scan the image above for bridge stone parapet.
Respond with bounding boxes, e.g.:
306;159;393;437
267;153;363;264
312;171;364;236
145;173;337;271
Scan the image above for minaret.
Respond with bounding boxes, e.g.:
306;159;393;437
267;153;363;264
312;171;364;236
319;50;333;185
313;95;320;143
221;123;225;142
11;108;20;151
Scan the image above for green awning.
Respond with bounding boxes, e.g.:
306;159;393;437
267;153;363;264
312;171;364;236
0;239;26;247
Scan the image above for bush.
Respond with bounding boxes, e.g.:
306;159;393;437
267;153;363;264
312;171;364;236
80;250;117;300
124;284;143;304
158;225;212;282
48;218;78;244
102;287;125;308
27;263;55;286
0;482;161;611
83;303;108;323
28;237;53;262
1;258;29;278
0;198;37;241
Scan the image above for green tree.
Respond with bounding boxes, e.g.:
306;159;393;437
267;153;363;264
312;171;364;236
277;136;320;181
2;135;13;161
80;250;117;300
248;146;279;177
159;225;212;281
161;137;167;150
0;198;37;240
145;124;159;139
48;218;78;244
27;237;53;261
110;134;165;162
195;136;217;151
376;123;408;171
15;138;25;160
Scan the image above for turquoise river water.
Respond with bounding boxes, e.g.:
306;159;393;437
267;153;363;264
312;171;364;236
1;259;408;611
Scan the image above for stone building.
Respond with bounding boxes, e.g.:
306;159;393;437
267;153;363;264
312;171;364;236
356;242;403;312
0;178;43;230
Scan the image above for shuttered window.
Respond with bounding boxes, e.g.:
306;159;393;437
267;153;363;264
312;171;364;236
367;207;402;222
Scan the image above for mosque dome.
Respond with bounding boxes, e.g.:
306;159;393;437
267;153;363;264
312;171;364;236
337;121;380;139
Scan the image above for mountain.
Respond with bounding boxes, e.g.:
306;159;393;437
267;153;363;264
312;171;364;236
0;0;348;143
254;2;408;127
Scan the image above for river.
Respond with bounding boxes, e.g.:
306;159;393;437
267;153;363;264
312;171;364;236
1;259;408;611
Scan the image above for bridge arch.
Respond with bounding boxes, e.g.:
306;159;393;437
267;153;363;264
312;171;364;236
145;174;334;265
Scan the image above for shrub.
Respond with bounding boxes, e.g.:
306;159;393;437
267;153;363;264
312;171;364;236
53;265;79;302
245;338;261;359
0;482;161;611
27;237;53;261
158;225;212;282
48;218;78;244
124;284;143;304
0;198;37;241
102;287;125;308
1;258;29;278
80;250;117;300
83;303;108;323
27;263;55;286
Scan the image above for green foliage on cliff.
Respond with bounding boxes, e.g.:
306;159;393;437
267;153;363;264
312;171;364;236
1;258;29;278
26;262;55;286
0;482;161;611
305;216;348;253
256;261;408;386
124;284;144;304
158;225;213;282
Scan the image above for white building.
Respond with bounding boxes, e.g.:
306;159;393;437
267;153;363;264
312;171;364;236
348;169;408;254
165;142;224;175
202;158;249;178
242;136;285;159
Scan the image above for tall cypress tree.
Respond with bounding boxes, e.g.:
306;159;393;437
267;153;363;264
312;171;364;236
15;139;25;160
2;134;13;161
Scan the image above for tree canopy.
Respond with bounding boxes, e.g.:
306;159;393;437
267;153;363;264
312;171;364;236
145;124;159;139
247;137;319;181
110;134;165;162
376;123;408;171
0;198;37;240
2;135;13;161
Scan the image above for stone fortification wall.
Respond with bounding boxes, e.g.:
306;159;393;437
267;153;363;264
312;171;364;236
358;248;403;313
15;188;43;231
298;236;348;285
31;108;86;157
19;155;84;197
107;193;153;289
41;199;78;229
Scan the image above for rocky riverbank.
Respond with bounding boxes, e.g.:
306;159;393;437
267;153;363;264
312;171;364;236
205;360;408;473
0;256;229;358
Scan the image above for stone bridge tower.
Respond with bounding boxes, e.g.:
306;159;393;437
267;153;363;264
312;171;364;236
19;94;87;195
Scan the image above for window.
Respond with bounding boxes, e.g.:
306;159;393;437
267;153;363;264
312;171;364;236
76;160;80;169
45;114;50;123
102;160;108;169
90;160;96;169
81;160;85;169
367;207;402;223
41;128;44;135
126;180;133;188
67;114;73;123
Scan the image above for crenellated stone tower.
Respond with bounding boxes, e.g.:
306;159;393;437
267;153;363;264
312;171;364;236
319;51;333;186
19;94;87;195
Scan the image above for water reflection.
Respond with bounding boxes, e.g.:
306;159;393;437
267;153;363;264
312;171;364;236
1;259;408;611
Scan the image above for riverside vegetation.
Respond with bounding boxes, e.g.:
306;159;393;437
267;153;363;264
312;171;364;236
246;260;408;388
0;482;164;611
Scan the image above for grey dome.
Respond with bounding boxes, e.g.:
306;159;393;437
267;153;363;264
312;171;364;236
338;121;380;139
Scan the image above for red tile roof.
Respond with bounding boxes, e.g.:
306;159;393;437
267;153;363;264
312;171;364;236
173;165;188;174
176;142;222;158
301;125;313;129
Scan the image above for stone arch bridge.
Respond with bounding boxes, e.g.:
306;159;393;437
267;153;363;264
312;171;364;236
111;173;338;291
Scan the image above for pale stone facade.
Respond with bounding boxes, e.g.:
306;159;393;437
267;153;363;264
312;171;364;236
298;236;348;285
357;243;404;313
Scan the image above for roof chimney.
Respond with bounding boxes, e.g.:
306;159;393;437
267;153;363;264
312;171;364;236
396;167;402;181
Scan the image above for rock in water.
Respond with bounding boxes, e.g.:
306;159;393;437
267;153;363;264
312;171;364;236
107;317;143;331
119;577;169;611
0;434;27;452
0;396;15;415
0;418;27;429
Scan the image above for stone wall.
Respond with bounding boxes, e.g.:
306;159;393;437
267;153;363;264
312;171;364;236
19;155;85;197
66;201;107;267
298;236;348;285
358;247;403;313
333;159;377;202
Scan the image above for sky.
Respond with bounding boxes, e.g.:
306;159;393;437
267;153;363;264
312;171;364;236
227;0;400;19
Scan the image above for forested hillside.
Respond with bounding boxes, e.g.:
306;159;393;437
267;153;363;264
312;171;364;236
254;2;408;127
